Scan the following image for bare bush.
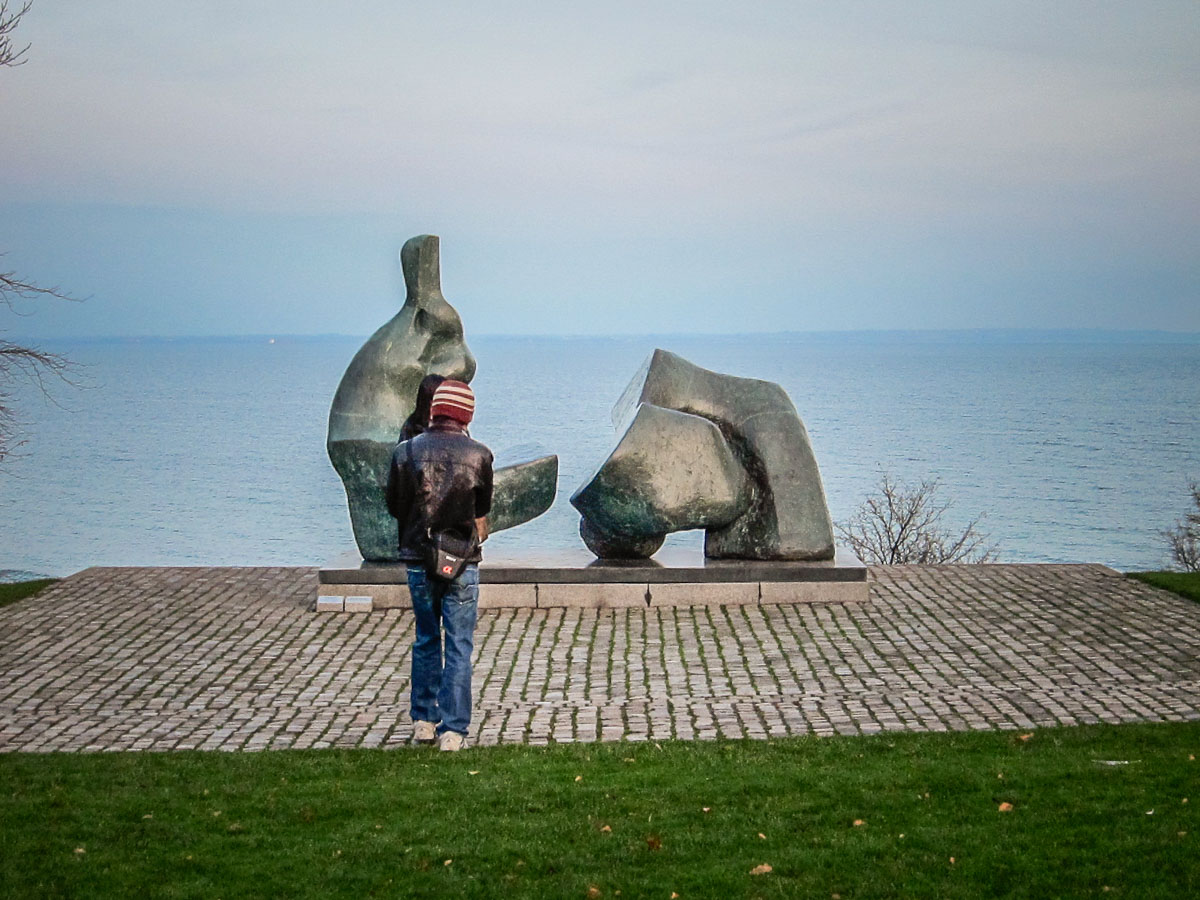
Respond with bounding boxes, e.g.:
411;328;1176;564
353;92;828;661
836;473;997;565
1163;482;1200;572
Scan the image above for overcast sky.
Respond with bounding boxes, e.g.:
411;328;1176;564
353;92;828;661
1;1;1197;338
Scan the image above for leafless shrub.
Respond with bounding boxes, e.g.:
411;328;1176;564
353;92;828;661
836;473;997;565
1163;482;1200;572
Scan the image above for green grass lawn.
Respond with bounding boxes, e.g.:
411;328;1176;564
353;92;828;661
0;578;56;609
1129;571;1200;603
3;722;1198;898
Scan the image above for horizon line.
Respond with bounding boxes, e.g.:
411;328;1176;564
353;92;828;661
24;326;1200;344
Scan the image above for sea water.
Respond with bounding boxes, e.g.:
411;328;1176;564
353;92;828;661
1;333;1197;577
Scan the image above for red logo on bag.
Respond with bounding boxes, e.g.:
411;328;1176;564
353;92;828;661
442;565;453;575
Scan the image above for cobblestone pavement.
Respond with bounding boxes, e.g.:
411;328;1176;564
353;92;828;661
2;564;1199;752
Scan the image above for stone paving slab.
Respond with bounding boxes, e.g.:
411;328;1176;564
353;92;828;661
1;564;1198;752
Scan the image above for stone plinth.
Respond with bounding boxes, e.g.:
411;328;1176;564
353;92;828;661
317;546;869;610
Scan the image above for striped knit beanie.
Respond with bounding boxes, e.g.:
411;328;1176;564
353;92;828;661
430;380;475;425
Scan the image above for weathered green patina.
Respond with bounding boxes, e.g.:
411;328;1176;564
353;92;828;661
572;404;749;557
490;455;559;533
327;235;556;561
572;349;835;561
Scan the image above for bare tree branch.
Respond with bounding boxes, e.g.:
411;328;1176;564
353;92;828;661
2;266;76;311
836;473;998;565
1;265;81;467
0;2;32;68
1;3;82;466
0;337;76;466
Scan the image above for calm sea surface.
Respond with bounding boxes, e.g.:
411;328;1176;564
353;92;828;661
1;334;1197;577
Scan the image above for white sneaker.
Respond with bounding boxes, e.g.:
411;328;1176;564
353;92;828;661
438;731;465;752
412;720;437;744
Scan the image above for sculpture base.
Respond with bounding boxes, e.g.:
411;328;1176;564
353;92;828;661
317;546;869;611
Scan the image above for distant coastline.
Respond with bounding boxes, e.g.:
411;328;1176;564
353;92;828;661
30;328;1200;346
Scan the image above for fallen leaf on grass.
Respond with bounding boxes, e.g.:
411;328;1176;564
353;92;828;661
671;894;679;899
211;811;221;817
575;775;583;782
998;802;1014;812
600;825;612;833
646;835;663;851
468;770;480;776
1018;733;1034;742
758;833;767;840
950;857;956;865
852;819;866;827
142;814;153;820
701;807;711;813
444;859;452;866
74;848;85;855
587;886;602;899
1146;810;1155;815
749;863;772;875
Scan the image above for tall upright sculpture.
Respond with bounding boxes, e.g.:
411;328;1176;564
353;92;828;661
328;235;556;561
571;350;835;561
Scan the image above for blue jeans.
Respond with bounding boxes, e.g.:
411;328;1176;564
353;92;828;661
407;563;479;737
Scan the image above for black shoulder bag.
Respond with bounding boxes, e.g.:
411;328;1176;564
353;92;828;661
426;528;477;582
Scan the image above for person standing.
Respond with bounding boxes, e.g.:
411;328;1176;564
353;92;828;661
386;380;493;751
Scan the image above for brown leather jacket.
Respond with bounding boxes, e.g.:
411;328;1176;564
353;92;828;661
386;421;494;563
